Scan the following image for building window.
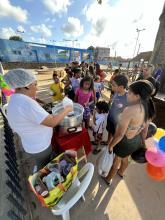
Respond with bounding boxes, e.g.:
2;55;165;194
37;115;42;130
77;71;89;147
45;53;51;59
12;50;22;55
12;50;17;54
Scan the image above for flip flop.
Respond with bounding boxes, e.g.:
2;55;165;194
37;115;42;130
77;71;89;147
91;141;98;145
101;176;112;186
93;148;101;155
117;172;124;179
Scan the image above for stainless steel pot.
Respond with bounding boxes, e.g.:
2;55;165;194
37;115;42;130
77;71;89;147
52;103;84;128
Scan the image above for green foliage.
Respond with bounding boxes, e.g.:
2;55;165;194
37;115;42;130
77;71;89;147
9;36;23;41
87;46;95;51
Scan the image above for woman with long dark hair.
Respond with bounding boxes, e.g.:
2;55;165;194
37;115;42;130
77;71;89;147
103;80;156;185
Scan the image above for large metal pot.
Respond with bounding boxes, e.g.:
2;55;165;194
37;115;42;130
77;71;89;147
52;103;84;128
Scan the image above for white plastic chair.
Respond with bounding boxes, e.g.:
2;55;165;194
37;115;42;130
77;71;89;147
51;162;94;220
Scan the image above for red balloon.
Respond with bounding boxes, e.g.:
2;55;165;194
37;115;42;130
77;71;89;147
146;163;165;181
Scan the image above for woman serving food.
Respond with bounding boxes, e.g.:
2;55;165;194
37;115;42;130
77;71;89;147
4;69;72;169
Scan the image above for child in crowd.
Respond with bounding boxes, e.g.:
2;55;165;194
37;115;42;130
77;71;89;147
71;61;80;72
94;76;102;102
88;65;96;78
62;70;73;83
71;68;81;91
75;76;95;128
95;63;106;82
109;69;120;103
50;72;64;102
92;101;109;154
110;69;120;83
65;63;71;73
63;79;75;101
105;74;128;144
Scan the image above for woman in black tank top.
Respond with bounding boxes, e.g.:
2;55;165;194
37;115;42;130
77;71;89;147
103;80;156;185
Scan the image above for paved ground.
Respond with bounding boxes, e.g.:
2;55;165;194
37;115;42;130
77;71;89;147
25;148;165;220
1;70;165;220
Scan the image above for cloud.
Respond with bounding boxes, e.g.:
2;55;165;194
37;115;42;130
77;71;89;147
0;27;16;39
0;0;28;23
62;17;84;37
83;0;110;36
132;13;143;23
17;25;25;33
30;24;52;37
30;36;47;44
93;17;108;36
30;36;35;42
42;0;71;14
45;17;51;23
37;38;47;44
82;0;164;58
45;17;56;24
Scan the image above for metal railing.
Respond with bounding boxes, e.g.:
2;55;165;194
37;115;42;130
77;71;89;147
0;107;27;220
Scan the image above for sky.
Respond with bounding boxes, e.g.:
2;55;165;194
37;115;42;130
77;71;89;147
0;0;164;58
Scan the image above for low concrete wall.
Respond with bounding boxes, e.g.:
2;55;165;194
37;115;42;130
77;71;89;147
2;62;65;70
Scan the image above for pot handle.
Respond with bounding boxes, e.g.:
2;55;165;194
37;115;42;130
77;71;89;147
67;127;77;133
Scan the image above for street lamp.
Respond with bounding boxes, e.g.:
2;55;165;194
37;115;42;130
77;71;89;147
50;40;64;45
132;28;145;58
16;28;25;40
16;28;24;34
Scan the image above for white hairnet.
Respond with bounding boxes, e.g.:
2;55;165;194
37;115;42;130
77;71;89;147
4;69;37;89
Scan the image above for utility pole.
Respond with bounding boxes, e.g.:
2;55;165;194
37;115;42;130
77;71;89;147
132;28;145;58
137;43;141;56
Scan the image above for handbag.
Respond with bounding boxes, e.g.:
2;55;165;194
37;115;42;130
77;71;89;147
131;123;157;163
98;147;114;177
131;147;147;164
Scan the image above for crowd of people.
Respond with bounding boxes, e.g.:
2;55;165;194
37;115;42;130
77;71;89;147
4;60;161;185
48;61;160;184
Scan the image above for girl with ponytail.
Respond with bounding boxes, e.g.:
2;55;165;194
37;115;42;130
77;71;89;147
103;80;156;185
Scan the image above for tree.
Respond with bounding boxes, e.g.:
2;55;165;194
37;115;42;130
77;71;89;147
9;36;23;41
87;46;95;51
97;0;102;4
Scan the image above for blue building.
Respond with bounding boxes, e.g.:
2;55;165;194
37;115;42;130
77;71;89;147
0;39;93;63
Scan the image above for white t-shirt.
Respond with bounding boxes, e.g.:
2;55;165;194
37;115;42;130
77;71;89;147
7;94;53;154
70;77;81;91
92;112;106;134
94;82;102;93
